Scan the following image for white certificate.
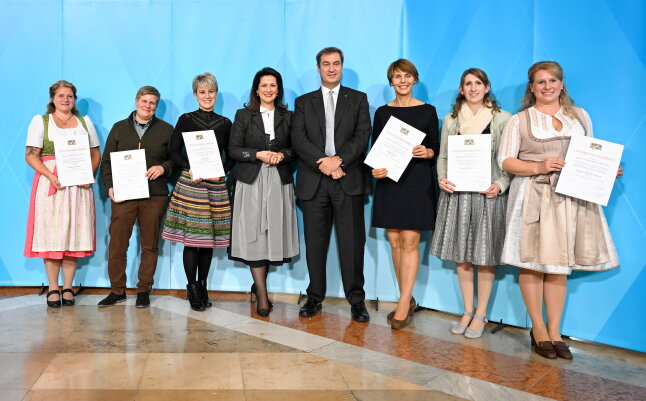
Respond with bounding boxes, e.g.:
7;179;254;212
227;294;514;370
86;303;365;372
555;135;623;206
182;130;225;179
364;116;426;182
53;134;94;187
110;149;149;202
447;134;492;192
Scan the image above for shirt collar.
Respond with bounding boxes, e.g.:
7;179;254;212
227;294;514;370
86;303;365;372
321;84;341;96
130;111;154;127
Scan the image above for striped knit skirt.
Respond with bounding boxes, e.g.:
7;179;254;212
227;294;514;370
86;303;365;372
161;170;231;248
430;191;507;266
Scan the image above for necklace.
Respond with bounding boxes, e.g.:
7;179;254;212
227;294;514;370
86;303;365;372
53;113;74;126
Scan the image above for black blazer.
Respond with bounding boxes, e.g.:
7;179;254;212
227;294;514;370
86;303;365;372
228;107;294;185
291;86;372;200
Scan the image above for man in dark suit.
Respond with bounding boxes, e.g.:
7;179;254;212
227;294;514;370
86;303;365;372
291;47;372;321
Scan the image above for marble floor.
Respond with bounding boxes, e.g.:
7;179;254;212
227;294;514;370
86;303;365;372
0;290;644;401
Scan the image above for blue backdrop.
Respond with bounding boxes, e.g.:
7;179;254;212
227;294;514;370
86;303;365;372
1;0;644;352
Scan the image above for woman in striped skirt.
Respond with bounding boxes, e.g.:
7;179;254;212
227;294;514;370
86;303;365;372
430;68;511;338
162;72;233;311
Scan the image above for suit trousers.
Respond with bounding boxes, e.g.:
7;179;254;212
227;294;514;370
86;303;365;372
107;195;169;294
301;175;366;304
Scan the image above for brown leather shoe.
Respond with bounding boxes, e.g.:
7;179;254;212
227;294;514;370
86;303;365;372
408;296;417;316
387;297;417;324
552;341;573;360
391;315;411;330
530;330;557;359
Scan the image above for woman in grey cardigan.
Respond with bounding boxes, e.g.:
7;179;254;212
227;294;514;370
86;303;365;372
228;67;299;317
430;68;511;338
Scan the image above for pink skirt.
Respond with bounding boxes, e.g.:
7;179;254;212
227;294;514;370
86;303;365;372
24;156;96;259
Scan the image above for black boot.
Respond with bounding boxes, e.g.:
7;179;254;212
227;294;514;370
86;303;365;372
198;279;212;308
186;282;205;311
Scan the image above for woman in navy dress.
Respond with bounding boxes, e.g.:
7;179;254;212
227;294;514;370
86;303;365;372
371;59;439;329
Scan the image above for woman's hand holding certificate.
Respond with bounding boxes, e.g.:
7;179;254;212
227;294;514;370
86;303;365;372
555;135;623;206
447;134;491;192
53;135;94;187
182;130;224;180
364;116;426;182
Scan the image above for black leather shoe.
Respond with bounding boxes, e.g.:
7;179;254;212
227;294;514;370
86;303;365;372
98;293;126;308
61;288;75;306
351;301;370;322
46;290;62;308
135;292;150;308
299;298;322;317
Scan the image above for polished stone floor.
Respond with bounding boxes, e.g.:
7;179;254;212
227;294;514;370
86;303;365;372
0;290;644;401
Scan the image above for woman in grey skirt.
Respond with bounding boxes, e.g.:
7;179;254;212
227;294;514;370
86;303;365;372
430;68;511;338
228;67;299;317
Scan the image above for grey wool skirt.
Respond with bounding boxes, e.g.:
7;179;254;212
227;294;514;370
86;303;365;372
230;164;299;265
430;191;507;266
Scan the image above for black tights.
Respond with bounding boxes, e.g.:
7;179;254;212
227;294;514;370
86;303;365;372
183;246;213;284
250;264;270;310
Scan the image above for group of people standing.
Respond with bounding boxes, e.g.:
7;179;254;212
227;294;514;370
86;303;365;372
24;46;621;361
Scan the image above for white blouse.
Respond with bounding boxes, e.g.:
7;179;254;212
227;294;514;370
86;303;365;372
26;114;100;148
259;107;275;140
497;106;593;168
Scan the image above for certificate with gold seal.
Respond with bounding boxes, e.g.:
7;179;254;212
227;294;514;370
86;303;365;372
182;130;224;180
447;134;491;192
110;149;149;201
53;134;95;187
555;135;623;206
364;116;426;182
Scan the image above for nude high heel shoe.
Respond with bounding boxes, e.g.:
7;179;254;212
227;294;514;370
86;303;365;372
464;314;488;338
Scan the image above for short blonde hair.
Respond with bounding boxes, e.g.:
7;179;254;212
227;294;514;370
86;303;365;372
192;72;218;93
136;85;160;100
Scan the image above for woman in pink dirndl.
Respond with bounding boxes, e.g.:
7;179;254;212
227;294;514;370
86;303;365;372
24;80;101;307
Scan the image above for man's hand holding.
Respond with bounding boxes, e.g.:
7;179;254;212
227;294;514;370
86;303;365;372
317;156;342;175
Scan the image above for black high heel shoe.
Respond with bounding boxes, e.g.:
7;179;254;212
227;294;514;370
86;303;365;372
198;279;212;308
46;290;62;308
61;288;75;306
186;282;206;312
250;284;271;317
250;284;273;308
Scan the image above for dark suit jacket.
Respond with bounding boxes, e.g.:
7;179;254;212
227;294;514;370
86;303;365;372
228;107;294;185
101;112;174;196
291;86;372;200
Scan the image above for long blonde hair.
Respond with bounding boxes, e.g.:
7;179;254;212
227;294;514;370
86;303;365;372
521;61;576;117
46;80;79;115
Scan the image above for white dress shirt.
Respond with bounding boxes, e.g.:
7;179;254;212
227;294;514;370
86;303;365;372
259;106;275;141
321;84;340;112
